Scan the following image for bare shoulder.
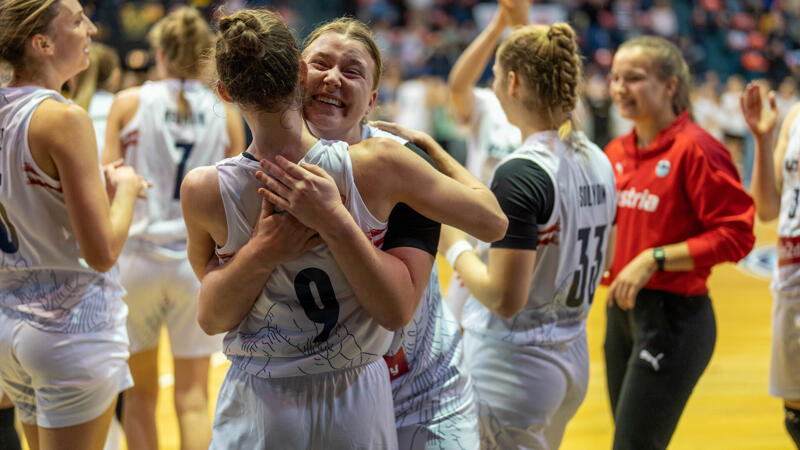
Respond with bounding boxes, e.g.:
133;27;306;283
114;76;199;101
350;137;409;167
29;100;93;149
109;86;141;125
182;165;221;208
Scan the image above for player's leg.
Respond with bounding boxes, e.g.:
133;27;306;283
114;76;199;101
611;291;716;450
604;300;635;417
37;399;117;450
166;259;220;450
118;252;164;450
122;348;159;450
173;357;211;450
768;294;800;448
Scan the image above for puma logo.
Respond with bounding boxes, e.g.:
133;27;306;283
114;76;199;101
389;364;399;376
639;349;665;371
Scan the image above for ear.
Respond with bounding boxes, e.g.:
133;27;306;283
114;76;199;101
665;75;678;99
506;70;520;97
216;80;234;103
298;60;308;86
364;90;378;116
30;34;55;57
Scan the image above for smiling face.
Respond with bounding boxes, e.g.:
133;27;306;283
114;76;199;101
44;0;96;79
302;32;377;142
609;46;675;123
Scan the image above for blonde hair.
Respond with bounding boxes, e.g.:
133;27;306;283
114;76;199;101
618;36;691;116
0;0;61;79
497;23;582;140
214;8;301;112
302;17;382;91
149;7;214;122
73;43;120;110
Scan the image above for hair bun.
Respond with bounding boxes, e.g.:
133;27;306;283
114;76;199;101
220;15;265;58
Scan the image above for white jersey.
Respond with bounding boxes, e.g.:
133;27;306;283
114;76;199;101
0;86;126;333
466;88;522;182
88;89;114;156
216;140;393;378
462;131;616;346
121;79;229;249
360;125;470;420
774;112;800;296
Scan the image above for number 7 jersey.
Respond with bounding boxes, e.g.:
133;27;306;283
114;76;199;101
120;80;230;247
461;131;617;346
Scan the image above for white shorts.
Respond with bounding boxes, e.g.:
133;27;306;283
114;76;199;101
770;293;800;399
396;393;478;450
0;310;133;428
463;329;589;450
210;359;398;449
119;249;221;358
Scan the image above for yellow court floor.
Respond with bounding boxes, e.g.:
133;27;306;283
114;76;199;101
143;220;791;449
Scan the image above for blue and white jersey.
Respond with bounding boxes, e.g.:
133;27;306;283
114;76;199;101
216;139;393;378
362;124;473;426
462;131;616;346
0;86;126;333
121;80;229;254
775;112;800;297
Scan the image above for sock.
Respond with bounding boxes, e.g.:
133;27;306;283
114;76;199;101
0;406;21;450
785;405;800;448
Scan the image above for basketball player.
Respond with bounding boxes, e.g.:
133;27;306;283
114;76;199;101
295;18;478;449
0;0;148;448
102;7;244;450
442;22;616;449
741;81;800;448
444;0;526;321
604;37;755;450
179;9;506;448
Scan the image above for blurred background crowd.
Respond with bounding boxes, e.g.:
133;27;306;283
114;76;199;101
67;0;800;187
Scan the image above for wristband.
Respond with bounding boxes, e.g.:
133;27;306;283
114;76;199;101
446;240;473;268
653;247;666;271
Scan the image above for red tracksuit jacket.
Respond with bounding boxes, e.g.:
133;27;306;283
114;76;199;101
603;111;755;296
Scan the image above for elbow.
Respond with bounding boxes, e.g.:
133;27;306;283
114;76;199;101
474;212;509;243
197;309;230;336
380;307;415;331
84;249;118;273
756;206;778;223
487;292;524;319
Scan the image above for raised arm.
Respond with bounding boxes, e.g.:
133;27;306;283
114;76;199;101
742;82;794;221
181;166;320;335
448;0;528;122
30;100;146;272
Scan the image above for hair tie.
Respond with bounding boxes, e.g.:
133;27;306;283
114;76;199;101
547;27;556;40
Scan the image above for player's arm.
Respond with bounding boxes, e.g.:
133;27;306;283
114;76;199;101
101;87;140;165
31;100;145;272
181;166;321;335
223;103;246;159
448;0;528;123
257;159;431;330
741;82;789;221
438;157;547;317
354;137;508;243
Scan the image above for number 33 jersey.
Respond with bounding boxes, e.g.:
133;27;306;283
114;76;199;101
215;140;393;378
121;80;229;247
462;131;616;346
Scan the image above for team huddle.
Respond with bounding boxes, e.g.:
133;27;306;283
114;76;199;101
1;0;797;449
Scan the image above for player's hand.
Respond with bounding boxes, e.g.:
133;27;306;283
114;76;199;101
249;192;322;263
104;159;150;199
498;0;530;27
369;121;434;151
256;155;349;233
607;249;657;310
740;82;778;139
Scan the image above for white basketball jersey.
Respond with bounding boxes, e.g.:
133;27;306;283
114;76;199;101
216;140;393;378
121;80;229;249
466;88;523;182
462;131;616;346
774;113;800;296
0;86;126;333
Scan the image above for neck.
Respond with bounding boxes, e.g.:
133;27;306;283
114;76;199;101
512;109;561;144
10;65;64;91
633;109;677;149
306;120;362;145
244;107;318;163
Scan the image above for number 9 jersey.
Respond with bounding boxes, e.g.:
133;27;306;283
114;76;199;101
461;130;617;346
214;140;393;378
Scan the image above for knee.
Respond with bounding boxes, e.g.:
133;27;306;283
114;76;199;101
174;383;209;415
